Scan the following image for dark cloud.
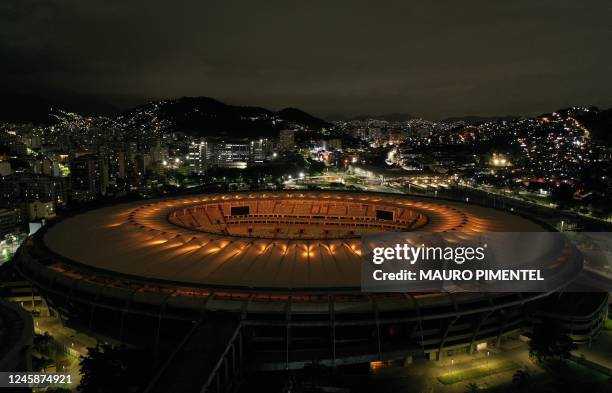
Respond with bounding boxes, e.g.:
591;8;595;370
1;0;611;118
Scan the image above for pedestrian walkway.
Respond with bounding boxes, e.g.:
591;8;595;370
34;316;97;358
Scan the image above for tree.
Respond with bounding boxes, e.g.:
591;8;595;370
512;368;530;390
32;332;56;370
551;183;575;206
33;332;54;355
308;160;326;175
529;319;575;362
78;344;153;393
464;382;479;393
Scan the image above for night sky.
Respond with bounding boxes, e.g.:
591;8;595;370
2;0;611;119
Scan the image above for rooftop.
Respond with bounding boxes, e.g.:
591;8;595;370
42;192;544;290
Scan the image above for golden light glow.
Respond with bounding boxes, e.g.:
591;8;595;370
73;192;536;284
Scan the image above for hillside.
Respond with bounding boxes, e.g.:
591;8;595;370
0;95;330;138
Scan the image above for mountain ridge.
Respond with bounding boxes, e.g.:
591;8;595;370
115;96;330;138
0;95;330;138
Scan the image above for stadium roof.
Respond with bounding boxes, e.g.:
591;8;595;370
43;192;543;290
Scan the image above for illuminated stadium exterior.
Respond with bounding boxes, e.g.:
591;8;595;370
14;191;607;370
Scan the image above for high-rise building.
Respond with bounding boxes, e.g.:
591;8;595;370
209;140;250;169
188;140;208;173
0;208;20;237
0;178;19;205
249;139;271;163
70;155;108;200
26;200;55;221
0;174;68;206
24;135;42;150
319;138;342;151
279;129;295;151
135;154;151;176
113;151;127;179
149;139;164;163
190;139;272;170
0;131;27;155
40;157;60;177
0;161;12;177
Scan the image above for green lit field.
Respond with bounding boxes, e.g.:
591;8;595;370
437;360;520;385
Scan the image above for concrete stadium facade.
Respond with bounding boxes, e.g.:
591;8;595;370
14;191;607;369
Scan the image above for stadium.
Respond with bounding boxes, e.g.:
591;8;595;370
14;191;606;374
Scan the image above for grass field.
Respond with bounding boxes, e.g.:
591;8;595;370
437;360;520;385
483;359;610;393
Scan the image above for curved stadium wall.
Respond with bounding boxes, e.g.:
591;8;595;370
14;191;603;368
